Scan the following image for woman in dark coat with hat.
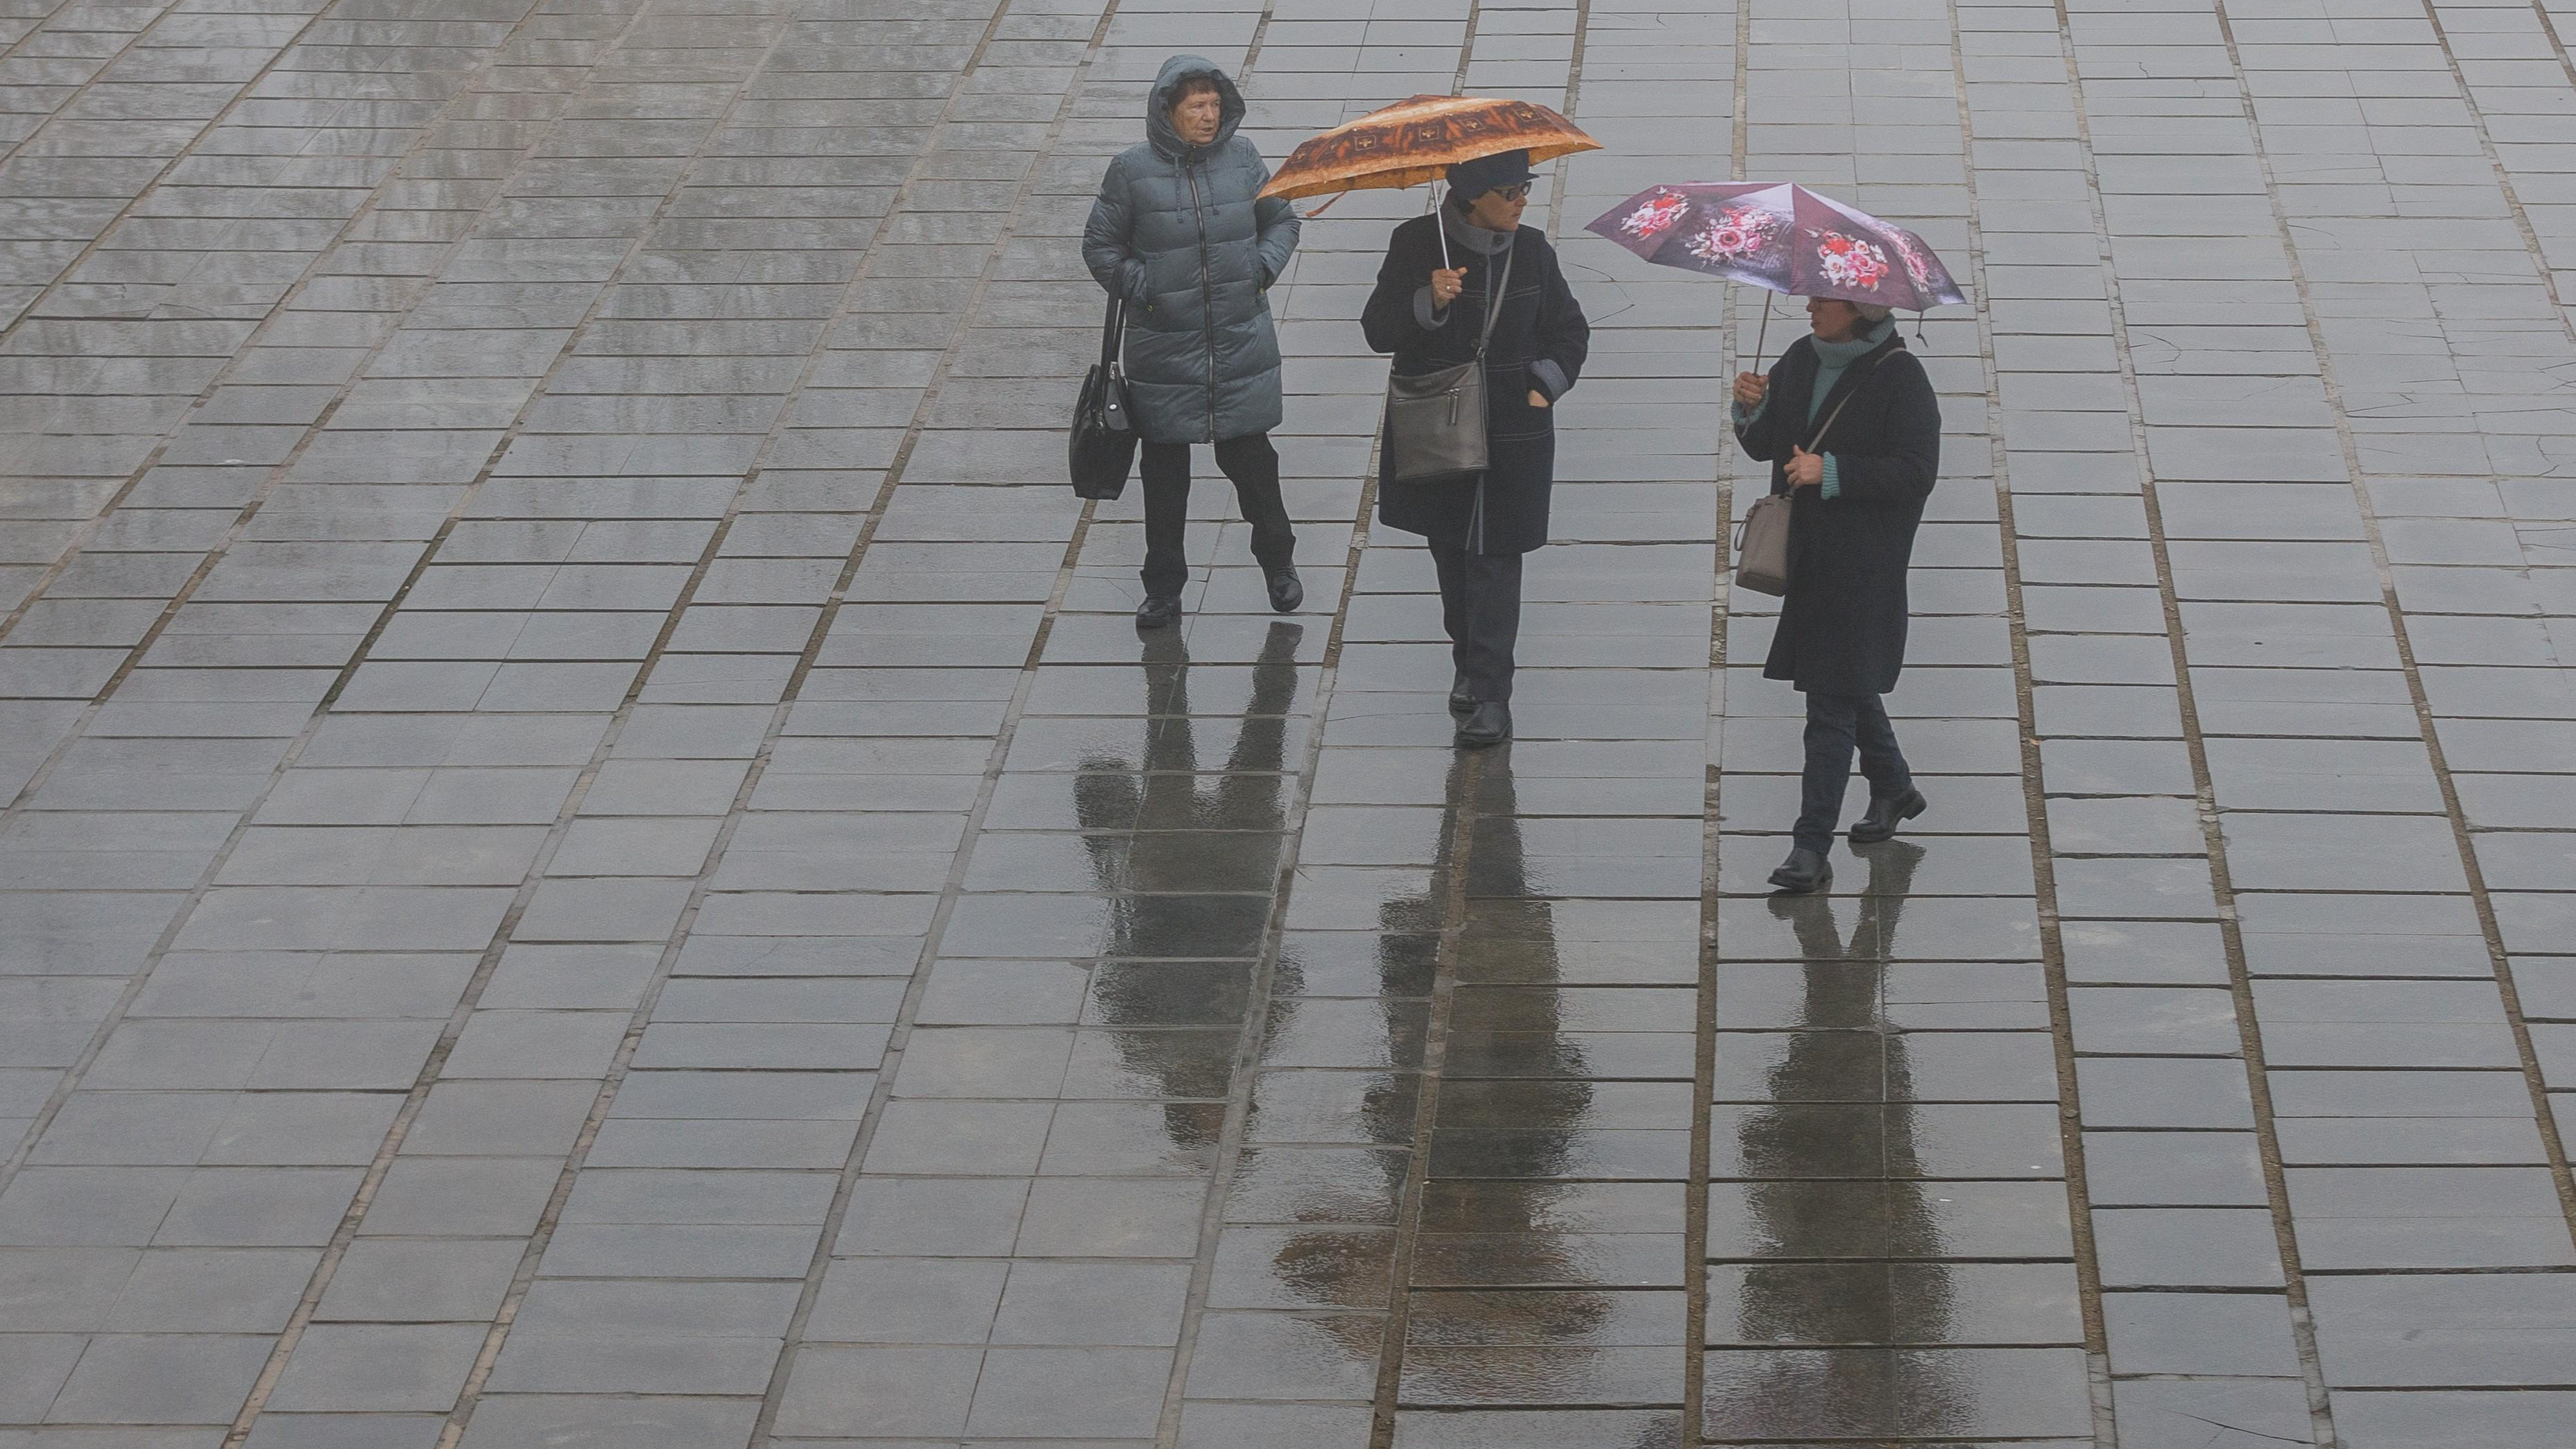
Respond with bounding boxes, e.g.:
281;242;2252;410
1362;149;1590;748
1733;295;1941;893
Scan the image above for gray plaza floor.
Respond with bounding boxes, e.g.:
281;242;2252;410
1;0;2574;1444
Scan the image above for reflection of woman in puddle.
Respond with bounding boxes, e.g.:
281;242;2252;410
1070;623;1302;1141
1713;841;1962;1439
1266;752;1633;1428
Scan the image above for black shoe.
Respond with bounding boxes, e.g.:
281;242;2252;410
1448;672;1475;717
1135;594;1180;630
1266;567;1303;614
1767;846;1832;893
1456;701;1510;748
1848;788;1926;845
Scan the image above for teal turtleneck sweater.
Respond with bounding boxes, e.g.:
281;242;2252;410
1735;316;1897;499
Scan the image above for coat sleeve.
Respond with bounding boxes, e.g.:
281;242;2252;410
1081;156;1148;305
1251;160;1298;289
1362;228;1429;355
1734;357;1788;463
1819;356;1941;508
1528;243;1590;401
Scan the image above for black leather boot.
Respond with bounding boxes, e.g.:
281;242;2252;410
1456;701;1511;748
1266;567;1303;614
1848;788;1927;845
1448;672;1475;717
1768;846;1832;893
1135;594;1180;630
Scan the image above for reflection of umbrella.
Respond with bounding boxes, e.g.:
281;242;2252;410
1585;182;1964;367
1257;94;1601;204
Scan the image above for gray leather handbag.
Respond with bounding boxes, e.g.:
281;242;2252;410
1382;243;1515;486
1733;492;1792;595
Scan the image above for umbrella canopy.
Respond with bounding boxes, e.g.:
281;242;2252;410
1585;181;1966;313
1258;94;1601;203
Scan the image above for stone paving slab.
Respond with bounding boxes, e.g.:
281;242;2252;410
2;0;2574;1445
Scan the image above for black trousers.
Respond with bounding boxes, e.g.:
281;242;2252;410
1430;542;1524;705
1139;433;1295;599
1796;690;1912;852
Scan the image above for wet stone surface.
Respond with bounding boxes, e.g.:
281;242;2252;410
2;0;2575;1444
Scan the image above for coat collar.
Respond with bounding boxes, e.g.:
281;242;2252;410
1793;330;1905;442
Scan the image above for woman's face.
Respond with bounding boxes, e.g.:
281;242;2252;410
1466;182;1529;232
1808;297;1866;341
1167;86;1223;146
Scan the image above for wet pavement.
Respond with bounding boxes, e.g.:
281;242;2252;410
3;0;2575;1443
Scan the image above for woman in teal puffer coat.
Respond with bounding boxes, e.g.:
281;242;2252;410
1083;54;1303;630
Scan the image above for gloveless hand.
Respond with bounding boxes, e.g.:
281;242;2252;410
1733;371;1767;408
1785;445;1823;488
1429;267;1466;307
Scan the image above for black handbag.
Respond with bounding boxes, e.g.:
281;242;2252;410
1382;241;1515;486
1070;295;1136;499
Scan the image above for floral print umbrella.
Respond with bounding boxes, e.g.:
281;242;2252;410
1584;181;1966;313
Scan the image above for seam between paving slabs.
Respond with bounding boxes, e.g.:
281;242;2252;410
1364;755;1482;1449
0;0;564;653
1952;5;2118;1442
2419;0;2576;319
1150;450;1362;1438
1160;3;1524;1439
2530;0;2576;94
1144;295;1389;1446
0;0;345;335
2066;2;2341;1443
2217;0;2576;1240
733;0;1174;1439
2423;0;2576;1221
1689;0;1754;1438
1142;3;1339;1442
435;1;1078;1443
0;0;682;1199
209;6;852;1443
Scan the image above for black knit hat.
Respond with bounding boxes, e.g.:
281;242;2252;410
1446;148;1535;198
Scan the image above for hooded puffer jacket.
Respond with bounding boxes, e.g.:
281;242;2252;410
1082;54;1300;445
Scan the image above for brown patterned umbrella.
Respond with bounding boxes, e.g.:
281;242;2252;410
1257;94;1602;203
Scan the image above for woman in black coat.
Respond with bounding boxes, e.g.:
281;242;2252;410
1361;149;1590;748
1732;295;1941;893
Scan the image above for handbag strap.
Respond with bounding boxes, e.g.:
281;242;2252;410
1099;293;1124;372
1801;341;1893;454
1470;239;1515;357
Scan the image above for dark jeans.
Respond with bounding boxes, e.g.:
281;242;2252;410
1140;433;1295;599
1796;690;1912;852
1430;542;1524;704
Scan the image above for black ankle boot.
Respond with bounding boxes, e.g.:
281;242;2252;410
1456;701;1510;748
1135;594;1180;630
1848;788;1926;845
1768;846;1832;893
1448;672;1475;717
